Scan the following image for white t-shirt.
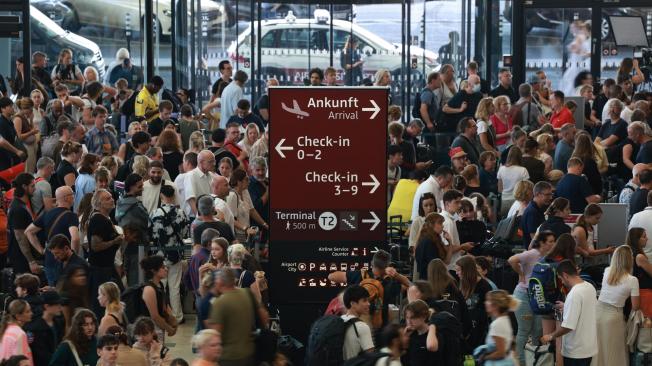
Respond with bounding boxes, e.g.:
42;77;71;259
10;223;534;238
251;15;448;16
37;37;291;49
442;210;460;270
598;267;639;308
174;173;191;217
477;118;492;135
629;208;652;259
485;315;513;355
497;165;529;200
507;200;523;218
561;281;598;359
341;315;374;360
411;176;444;221
213;195;235;233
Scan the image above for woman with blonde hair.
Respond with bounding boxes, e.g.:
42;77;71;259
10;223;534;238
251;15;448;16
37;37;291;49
490;95;513;151
12;98;39;173
118;121;143;163
97;282;127;336
507;180;534;218
131;155;150;178
237;123;260;155
374;69;391;87
0;300;33;364
191;329;222;366
497;146;529;216
475;97;498;154
477;290;519;365
51;48;85;94
30;89;47;135
100;156;119;180
535;133;554;175
189;130;206;154
594;245;639;366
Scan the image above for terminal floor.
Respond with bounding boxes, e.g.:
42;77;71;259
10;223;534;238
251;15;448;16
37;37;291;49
165;314;197;362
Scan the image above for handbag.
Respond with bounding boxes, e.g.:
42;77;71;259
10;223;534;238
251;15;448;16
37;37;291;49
525;342;554;366
246;289;278;364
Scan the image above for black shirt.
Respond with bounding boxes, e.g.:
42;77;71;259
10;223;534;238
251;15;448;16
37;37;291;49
538;216;571;239
406;330;437;366
415;237;445;280
254;94;270;124
592;94;609;118
637;140;652;164
162;150;184;181
555;173;594;214
87;212;119;267
209;146;241;171
25;316;65;366
148;117;165;137
0;114;17;170
56;160;78;190
522;156;546;184
489;84;518;103
521;201;546;246
226;113;266;132
7;198;34;274
630;188;650;220
192;220;235;245
211;78;232;97
398;140;417;178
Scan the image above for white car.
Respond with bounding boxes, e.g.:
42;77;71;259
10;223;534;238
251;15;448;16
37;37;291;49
62;0;230;36
227;11;439;85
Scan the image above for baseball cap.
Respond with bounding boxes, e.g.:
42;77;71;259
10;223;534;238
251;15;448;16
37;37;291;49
448;146;467;159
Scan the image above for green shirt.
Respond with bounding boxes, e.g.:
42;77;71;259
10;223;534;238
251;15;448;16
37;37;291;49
49;338;98;366
209;288;255;360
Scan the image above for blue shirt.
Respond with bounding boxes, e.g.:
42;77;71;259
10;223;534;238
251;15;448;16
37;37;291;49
73;173;95;212
555;173;593;213
521;201;546;247
85;126;119;156
553;140;573;172
220;82;243;125
597;118;628;147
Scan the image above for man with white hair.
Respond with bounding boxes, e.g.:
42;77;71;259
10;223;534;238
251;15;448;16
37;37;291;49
210;175;235;232
621;163;648;205
184;150;216;218
628;121;652;164
105;48;143;89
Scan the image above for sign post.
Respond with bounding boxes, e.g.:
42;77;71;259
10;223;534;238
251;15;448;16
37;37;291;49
269;86;388;304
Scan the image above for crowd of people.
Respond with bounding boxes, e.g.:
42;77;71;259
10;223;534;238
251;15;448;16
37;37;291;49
0;42;652;366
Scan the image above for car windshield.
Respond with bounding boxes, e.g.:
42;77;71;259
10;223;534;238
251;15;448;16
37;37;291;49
30;5;65;38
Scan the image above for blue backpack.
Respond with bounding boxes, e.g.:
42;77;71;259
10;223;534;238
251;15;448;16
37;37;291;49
527;259;561;315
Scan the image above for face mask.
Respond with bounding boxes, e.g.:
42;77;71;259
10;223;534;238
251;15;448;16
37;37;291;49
472;84;481;93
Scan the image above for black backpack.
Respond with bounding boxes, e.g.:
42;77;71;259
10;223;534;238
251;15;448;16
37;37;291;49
121;284;146;323
121;89;139;120
431;294;463;321
342;351;391;366
430;311;464;366
412;88;425;118
305;315;362;366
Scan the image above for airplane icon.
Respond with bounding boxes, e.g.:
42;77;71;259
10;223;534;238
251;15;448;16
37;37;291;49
281;100;310;119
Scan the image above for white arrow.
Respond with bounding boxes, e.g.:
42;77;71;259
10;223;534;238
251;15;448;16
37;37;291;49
362;211;380;231
275;138;294;158
361;99;380;119
361;174;380;194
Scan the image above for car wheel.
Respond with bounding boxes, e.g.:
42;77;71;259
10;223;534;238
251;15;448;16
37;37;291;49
60;2;81;32
602;16;611;41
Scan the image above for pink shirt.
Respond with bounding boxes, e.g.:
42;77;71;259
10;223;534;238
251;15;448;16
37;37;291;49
0;324;33;364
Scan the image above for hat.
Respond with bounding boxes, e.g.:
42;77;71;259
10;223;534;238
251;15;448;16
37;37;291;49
528;74;540;85
448;146;467;159
41;291;63;305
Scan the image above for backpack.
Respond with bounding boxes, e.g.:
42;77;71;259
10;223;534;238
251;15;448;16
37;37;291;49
41;134;60;160
528;259;561;315
430;311;464;366
305;315;362;366
121;284;147;323
431;293;462;321
412;88;425;118
342;351;391;366
359;269;385;330
121;89;139;120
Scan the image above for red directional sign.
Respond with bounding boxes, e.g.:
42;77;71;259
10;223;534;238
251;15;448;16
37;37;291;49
269;86;388;303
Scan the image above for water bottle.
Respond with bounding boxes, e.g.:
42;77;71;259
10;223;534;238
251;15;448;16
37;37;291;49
464;355;475;366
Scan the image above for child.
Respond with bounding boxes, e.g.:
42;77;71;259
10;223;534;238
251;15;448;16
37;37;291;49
96;334;120;366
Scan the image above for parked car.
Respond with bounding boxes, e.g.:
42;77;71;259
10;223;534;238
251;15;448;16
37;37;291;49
55;0;230;37
227;11;439;86
225;2;355;22
12;6;106;80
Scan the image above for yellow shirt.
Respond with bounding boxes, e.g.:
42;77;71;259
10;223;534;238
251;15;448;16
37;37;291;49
135;87;159;123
